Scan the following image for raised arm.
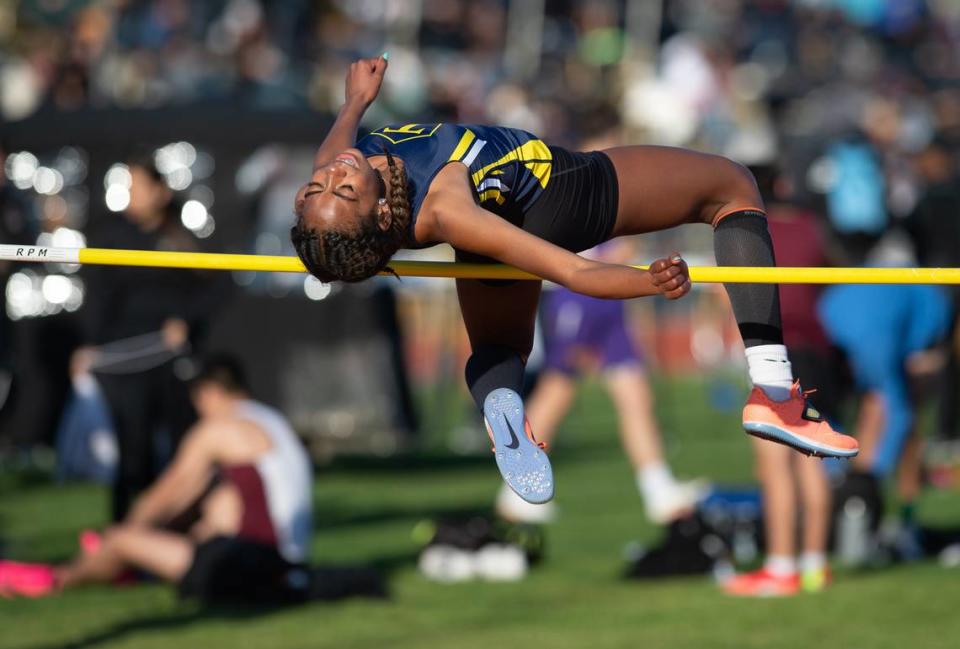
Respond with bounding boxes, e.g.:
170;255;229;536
422;168;690;300
313;54;388;170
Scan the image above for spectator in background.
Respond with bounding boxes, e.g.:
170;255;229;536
723;164;838;597
821;135;889;265
819;282;952;557
495;239;704;527
0;357;326;604
73;155;219;521
906;137;960;442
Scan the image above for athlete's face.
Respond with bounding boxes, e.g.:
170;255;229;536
295;149;384;233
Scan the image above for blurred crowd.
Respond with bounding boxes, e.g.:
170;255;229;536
3;1;960;145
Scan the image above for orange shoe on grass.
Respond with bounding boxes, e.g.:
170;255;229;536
743;382;858;458
723;568;800;597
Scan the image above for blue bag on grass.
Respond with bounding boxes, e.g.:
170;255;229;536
55;375;117;484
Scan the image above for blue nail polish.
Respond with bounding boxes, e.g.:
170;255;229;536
382;51;390;61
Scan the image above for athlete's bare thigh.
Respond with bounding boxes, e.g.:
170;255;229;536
456;278;541;361
602;145;758;237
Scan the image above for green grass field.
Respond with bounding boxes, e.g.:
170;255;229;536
2;377;960;649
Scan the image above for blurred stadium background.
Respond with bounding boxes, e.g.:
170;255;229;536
2;1;960;647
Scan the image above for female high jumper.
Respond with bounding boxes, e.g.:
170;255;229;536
291;55;858;504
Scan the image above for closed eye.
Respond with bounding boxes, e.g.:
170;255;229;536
304;182;357;202
304;181;324;199
334;184;357;201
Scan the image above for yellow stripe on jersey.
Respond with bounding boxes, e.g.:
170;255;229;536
478;188;506;205
447;129;477;163
470;139;553;189
524;160;551;189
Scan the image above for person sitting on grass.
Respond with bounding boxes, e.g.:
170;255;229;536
0;357;381;603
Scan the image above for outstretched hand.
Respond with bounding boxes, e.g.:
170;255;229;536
648;253;692;300
345;54;388;108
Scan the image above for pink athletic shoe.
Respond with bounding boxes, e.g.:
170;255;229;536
0;560;56;598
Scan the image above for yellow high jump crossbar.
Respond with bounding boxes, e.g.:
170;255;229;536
2;245;960;284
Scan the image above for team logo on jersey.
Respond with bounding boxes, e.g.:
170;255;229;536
371;123;442;144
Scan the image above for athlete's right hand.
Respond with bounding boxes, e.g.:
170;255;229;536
345;54;388;108
648;253;692;300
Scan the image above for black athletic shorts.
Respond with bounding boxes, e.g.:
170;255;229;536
178;536;302;605
456;146;620;279
178;536;388;605
523;146;620;253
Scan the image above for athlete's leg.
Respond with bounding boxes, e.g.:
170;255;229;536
457;279;541;409
603;146;781;354
605;146;856;458
57;525;194;588
458;279;554;503
605;145;783;387
602;146;762;235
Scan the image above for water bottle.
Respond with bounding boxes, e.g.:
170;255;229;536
836;496;871;566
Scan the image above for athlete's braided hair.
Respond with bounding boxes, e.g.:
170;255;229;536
291;147;411;283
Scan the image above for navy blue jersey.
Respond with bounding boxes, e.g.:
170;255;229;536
355;124;553;246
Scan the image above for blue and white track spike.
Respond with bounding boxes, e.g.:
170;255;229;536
483;388;554;504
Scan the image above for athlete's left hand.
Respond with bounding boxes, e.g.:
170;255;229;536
648;253;692;300
345;54;388;108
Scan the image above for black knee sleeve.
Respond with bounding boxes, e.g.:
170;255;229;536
464;345;525;411
713;210;783;347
